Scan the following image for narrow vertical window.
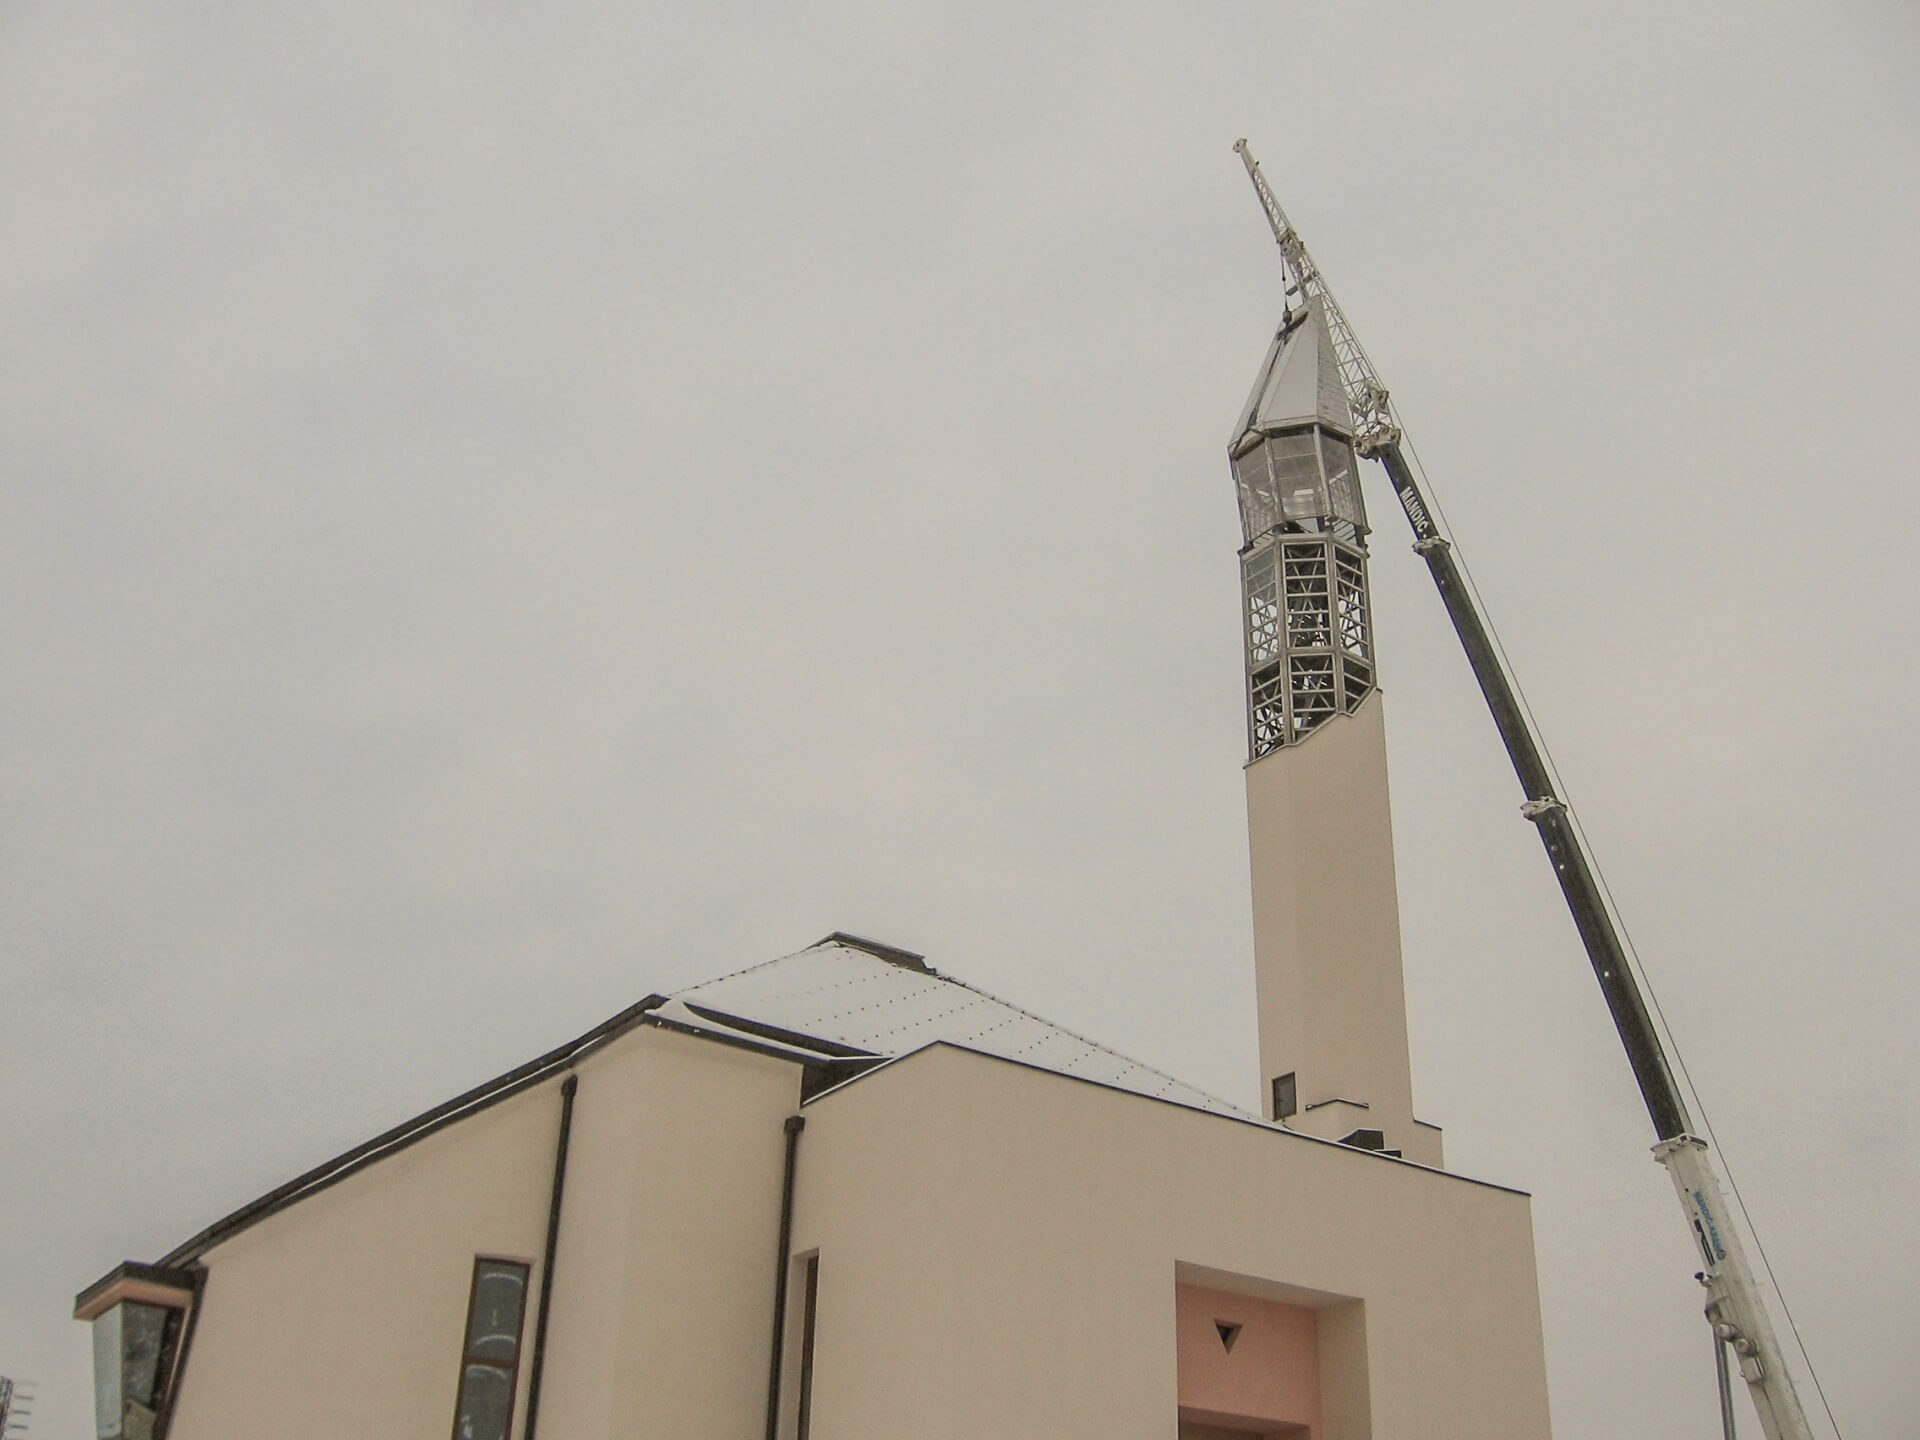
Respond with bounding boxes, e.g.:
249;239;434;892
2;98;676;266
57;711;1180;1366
795;1255;819;1440
1271;1072;1298;1121
452;1258;530;1440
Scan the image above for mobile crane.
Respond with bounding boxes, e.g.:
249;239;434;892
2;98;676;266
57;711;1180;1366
1232;139;1815;1440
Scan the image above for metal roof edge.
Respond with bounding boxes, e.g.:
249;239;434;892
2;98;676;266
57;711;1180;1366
73;1259;199;1319
638;1007;837;1065
152;995;673;1268
676;1001;881;1059
812;931;932;972
800;1041;1533;1199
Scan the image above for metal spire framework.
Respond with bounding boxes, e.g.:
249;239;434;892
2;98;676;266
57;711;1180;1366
1228;267;1376;756
1231;139;1819;1440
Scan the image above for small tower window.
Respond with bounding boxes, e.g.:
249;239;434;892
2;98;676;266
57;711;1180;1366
1271;1072;1298;1121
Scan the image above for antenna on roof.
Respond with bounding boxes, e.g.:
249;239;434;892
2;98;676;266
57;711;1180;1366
0;1376;34;1436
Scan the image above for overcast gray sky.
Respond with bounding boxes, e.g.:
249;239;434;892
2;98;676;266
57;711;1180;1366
3;2;1914;1435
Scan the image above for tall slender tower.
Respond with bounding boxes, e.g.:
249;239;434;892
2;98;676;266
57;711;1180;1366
1232;295;1441;1166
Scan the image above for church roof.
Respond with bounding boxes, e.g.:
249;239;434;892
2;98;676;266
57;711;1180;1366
650;934;1253;1119
144;934;1249;1272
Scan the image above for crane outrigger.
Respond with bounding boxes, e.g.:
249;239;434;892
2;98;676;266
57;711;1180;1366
1232;139;1815;1440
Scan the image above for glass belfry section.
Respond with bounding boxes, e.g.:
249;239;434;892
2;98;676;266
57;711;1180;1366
1230;301;1375;758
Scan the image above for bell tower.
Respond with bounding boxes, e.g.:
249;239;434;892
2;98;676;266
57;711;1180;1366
1231;296;1440;1167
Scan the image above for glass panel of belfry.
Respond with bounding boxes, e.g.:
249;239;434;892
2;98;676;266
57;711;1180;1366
1234;424;1373;758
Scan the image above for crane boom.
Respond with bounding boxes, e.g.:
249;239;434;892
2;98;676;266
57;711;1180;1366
1231;140;1814;1440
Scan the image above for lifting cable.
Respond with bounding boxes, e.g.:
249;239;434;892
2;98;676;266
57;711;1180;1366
1391;423;1845;1440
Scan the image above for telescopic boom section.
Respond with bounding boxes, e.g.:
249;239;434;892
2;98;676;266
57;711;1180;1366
1231;141;1814;1440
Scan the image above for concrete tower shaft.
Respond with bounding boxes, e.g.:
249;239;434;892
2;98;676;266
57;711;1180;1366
1232;298;1438;1166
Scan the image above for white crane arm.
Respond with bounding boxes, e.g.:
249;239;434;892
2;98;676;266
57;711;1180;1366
1231;139;1818;1440
1233;140;1398;456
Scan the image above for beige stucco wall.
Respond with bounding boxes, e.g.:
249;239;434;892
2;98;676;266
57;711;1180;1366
1246;692;1438;1166
166;1072;563;1439
788;1044;1551;1440
167;1022;801;1440
154;1021;1544;1440
537;1024;799;1439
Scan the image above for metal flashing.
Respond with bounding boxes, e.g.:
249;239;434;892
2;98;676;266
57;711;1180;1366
74;1261;197;1320
681;1002;881;1059
799;1056;885;1102
814;932;931;972
636;1008;827;1065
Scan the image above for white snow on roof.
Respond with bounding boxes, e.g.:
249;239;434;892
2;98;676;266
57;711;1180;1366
652;938;1255;1120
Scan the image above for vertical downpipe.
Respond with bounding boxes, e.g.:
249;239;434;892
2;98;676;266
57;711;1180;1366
522;1072;578;1440
763;1115;807;1440
151;1266;207;1440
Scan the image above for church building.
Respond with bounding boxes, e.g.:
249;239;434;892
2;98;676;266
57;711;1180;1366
75;285;1556;1440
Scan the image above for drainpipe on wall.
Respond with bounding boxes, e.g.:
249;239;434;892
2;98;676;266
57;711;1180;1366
521;1072;578;1440
151;1265;206;1440
762;1114;806;1440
